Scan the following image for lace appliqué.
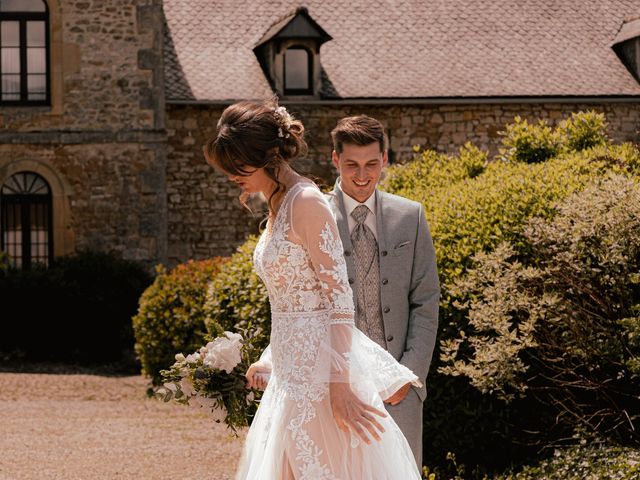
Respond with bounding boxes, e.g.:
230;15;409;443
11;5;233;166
252;184;353;479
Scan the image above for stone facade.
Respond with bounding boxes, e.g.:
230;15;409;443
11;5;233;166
1;1;639;269
0;0;166;267
166;101;639;264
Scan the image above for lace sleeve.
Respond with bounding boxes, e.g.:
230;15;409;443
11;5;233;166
289;186;355;383
289;187;355;325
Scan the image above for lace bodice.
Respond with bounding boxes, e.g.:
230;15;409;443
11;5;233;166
253;182;355;323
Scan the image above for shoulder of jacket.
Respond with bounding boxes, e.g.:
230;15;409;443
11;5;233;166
379;190;422;212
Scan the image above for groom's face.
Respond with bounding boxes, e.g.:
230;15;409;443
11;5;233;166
332;142;388;203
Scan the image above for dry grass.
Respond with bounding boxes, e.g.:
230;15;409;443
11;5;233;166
0;372;245;480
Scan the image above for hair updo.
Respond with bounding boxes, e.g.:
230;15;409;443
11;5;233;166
203;99;308;211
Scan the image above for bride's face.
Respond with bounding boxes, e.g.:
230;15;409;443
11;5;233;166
226;165;272;195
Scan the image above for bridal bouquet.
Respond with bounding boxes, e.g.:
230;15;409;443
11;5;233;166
156;331;260;433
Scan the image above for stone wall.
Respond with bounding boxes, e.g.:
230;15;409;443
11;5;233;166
0;142;166;265
166;101;640;263
165;105;260;264
0;0;164;132
0;0;167;268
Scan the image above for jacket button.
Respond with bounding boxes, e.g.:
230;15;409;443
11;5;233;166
381;250;388;257
387;335;394;342
383;306;390;313
348;278;354;284
344;250;351;256
382;278;388;285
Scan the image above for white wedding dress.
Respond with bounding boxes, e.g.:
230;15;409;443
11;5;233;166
236;182;422;480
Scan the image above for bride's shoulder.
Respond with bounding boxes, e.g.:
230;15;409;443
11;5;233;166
288;182;332;218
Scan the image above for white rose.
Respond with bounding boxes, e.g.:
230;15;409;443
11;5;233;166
202;333;243;373
185;352;200;364
174;353;186;362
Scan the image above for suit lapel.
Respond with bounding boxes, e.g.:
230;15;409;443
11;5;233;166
374;188;388;255
330;179;354;254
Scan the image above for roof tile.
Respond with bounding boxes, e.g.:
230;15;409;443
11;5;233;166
163;0;640;101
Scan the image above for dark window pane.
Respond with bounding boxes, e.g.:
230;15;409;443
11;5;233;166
1;47;20;73
0;0;46;12
285;48;310;90
27;47;45;73
2;74;20;99
1;21;19;47
27;21;45;47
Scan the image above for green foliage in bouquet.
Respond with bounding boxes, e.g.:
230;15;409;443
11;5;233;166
203;236;271;359
443;175;640;443
133;258;227;384
156;330;263;433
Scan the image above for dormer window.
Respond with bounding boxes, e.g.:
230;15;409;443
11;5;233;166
254;6;331;98
284;46;312;94
612;18;640;83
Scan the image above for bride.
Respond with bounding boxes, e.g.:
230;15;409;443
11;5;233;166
204;100;422;480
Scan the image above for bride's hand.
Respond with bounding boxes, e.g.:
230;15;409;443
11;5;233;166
329;382;387;444
245;362;271;390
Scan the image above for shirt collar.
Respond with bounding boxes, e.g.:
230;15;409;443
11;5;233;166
341;187;377;217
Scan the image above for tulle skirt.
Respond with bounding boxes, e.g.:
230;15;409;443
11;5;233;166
235;312;422;480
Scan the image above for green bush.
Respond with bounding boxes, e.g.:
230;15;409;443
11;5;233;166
498;115;560;164
203;236;271;359
382;143;487;204
557;110;609;152
132;258;227;384
379;112;640;471
443;174;640;443
0;251;152;367
495;442;640;480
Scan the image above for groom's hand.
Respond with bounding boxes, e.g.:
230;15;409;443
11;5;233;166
384;382;411;406
330;382;387;444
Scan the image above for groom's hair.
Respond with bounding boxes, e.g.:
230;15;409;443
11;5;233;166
331;115;388;154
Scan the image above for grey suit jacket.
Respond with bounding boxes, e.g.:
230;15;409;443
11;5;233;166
326;180;440;401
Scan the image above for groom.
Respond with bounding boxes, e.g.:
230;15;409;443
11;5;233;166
326;115;440;467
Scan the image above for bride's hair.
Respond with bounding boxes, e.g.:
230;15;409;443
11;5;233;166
203;98;308;212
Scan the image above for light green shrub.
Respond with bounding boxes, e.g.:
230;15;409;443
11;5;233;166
557;110;609;152
132;258;227;384
203;236;271;359
443;175;640;440
498;115;560;164
495;443;640;480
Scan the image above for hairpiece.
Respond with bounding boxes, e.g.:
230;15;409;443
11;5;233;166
273;106;292;139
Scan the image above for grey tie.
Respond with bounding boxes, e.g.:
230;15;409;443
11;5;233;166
350;205;386;347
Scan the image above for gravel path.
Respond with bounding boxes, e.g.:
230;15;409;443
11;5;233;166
0;373;245;480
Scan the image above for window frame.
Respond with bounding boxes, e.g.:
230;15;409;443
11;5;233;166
1;171;54;270
283;45;313;96
0;2;50;106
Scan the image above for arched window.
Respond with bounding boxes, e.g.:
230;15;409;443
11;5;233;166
1;172;53;269
284;46;312;95
0;0;49;105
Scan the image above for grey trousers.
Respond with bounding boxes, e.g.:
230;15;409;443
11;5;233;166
385;388;423;469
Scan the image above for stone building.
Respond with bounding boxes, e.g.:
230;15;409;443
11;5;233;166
1;0;639;269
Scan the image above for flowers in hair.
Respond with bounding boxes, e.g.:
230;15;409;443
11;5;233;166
273;105;292;138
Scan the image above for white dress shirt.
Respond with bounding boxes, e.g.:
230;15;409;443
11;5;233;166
341;189;378;240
